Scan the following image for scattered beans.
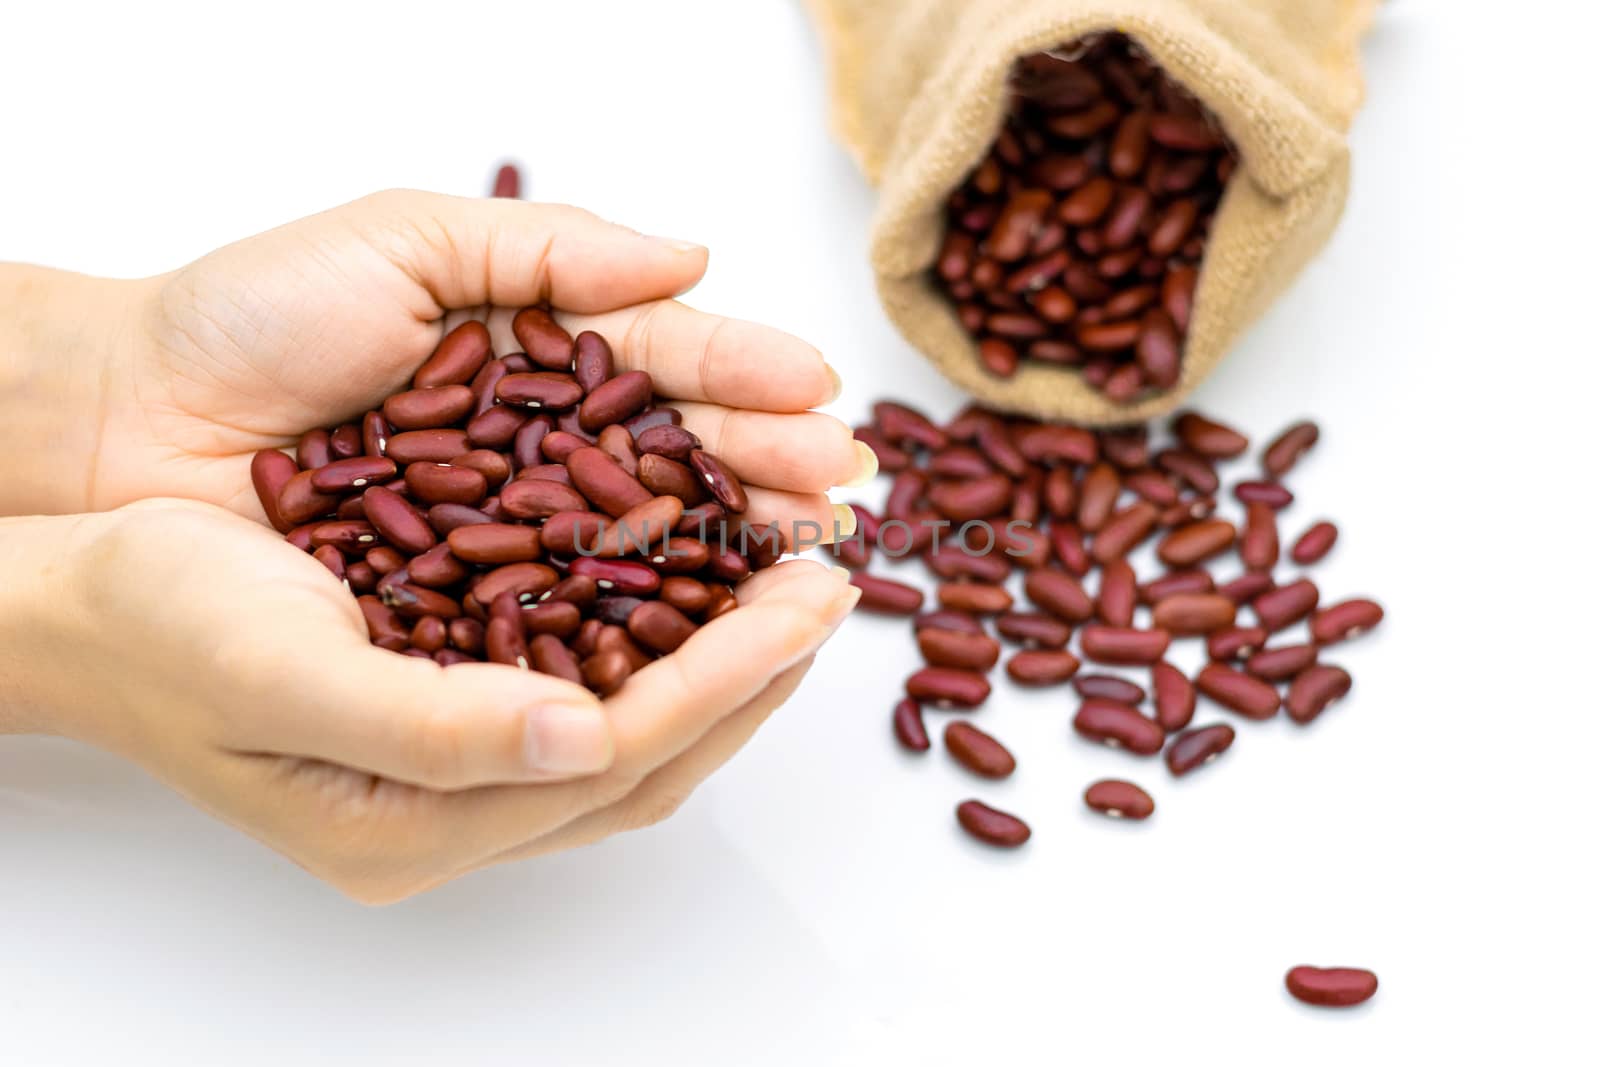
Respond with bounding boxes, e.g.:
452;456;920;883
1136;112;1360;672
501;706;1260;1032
1284;966;1378;1008
252;311;783;697
934;34;1238;402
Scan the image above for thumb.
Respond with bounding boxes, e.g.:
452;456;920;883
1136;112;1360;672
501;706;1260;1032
338;188;709;314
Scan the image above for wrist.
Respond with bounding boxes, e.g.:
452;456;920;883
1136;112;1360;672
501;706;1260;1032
0;264;148;516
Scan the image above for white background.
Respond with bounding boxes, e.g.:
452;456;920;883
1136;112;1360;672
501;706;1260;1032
2;1;1596;1063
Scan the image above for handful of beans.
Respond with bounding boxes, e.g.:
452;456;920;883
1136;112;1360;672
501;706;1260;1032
934;34;1237;404
844;401;1383;848
250;311;784;697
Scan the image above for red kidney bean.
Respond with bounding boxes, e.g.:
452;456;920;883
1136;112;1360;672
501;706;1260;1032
1164;723;1235;776
915;610;984;635
570;330;615;391
987;189;1054;262
404;462;488;507
646;536;712;575
1123;467;1179;507
445;523;541;565
1075;463;1119;532
365;545;406;575
525;633;582;686
277;470;340;526
1196;662;1281;719
1155;448;1219;494
451;449;511;488
955;800;1030;848
1234;480;1295;509
636;424;701;462
1080;625;1171;665
566;446;652;518
1286;664;1352;724
973;417;1027;478
1025;568;1094;623
509;307;573;371
1246;643;1317;681
917;628;1001;671
311;544;346;581
382;583;462;621
250;449;300;532
622;601;697;654
1172;412;1248;458
1074;674;1146;704
1042;467;1076;517
510;416;553;470
1218;572;1275;605
589;496;682;558
309;520;378;552
688;450;748;514
1207;625;1267;661
470;562;560;607
385;429;471;465
1263;421;1320;478
382;385;474;430
577;370;651;432
1099;426;1149;468
497;372;584;411
906;667;991;708
1285;966;1378;1008
1290;521;1338;565
673;501;725;539
622;407;682;438
465;404;529;450
893;698;931;752
1240;502;1279;571
854;426;910;472
358;596;410;651
1074;699;1165;755
1097;559;1137;627
1150;660;1197;731
1310;598;1384;644
1138;569;1213;604
409;615;447;653
1012;424;1097;467
569;557;661;597
327;426;358;460
361;485;436;555
995;612;1073;648
1090;501;1160;565
541;575;600;610
1084;779;1154;820
345;560;377;593
928;474;1012;521
1157;518;1236;567
1006;649;1081;686
1151;592;1236;635
1253;578;1320;632
579;651;632;696
851;574;924;615
874;401;948;452
1050;522;1093;576
296;428;332;471
637;453;707;504
484;616;531;669
415;321;492;389
945;721;1016;779
401;544;466;589
310;456;397;495
937;582;1013;616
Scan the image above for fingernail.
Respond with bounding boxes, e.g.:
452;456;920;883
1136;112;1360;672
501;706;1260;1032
647;235;707;254
523;702;613;775
825;364;844;404
830;565;851;581
842;440;879;488
826;502;858;544
823;582;863;630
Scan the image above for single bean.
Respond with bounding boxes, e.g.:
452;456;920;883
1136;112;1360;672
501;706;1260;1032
497;372;584;411
1263;421;1320;478
625;601;698;654
470;562;560;606
938;582;1013;616
1164;724;1235;776
917;628;1001;671
511;307;575;370
1080;625;1171;665
1138;569;1213;604
945;721;1017;778
405;462;489;506
569;557;662;597
1091;502;1160;565
874;401;948;451
529;634;584;686
1234;480;1295;509
250;449;300;532
995;612;1073;648
1253;578;1321;631
572;331;615;391
1074;699;1165;755
636;424;702;462
1157;518;1236;567
1096;559;1138;627
955;800;1031;848
1284;966;1378;1009
1006;649;1082;686
905;667;991;708
1310;598;1384;644
383;385;474;430
1240;502;1279;571
1075;674;1146;704
1083;780;1155;820
1246;643;1318;681
851;574;925;616
893;698;931;752
414;320;492;389
1025;568;1094;623
1151;660;1197;731
1290;521;1339;565
382;583;462;621
688;450;749;514
1152;592;1237;635
567;446;653;518
579;370;653;432
465;404;530;450
1172;412;1249;458
580;651;633;696
1218;572;1276;605
1196;662;1281;719
362;485;436;554
385;429;472;465
296;428;332;470
928;474;1012;521
1207;625;1268;661
1286;664;1352;724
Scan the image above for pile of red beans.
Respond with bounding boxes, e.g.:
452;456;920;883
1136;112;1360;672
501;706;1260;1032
843;401;1383;848
250;312;784;697
933;34;1236;403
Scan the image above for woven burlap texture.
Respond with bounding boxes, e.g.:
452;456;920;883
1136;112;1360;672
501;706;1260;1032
810;0;1378;424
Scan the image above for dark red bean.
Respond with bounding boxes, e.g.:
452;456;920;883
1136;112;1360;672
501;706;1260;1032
1123;467;1179;507
497;372;584;411
688;450;748;514
1080;625;1171;665
580;651;633;696
309;520;379;552
925;544;1011;583
1253;578;1320;632
1263;421;1320;478
404;462;488;506
250;449;299;532
917;628;1001;671
415;321;491;390
1155;448;1219;494
1012;424;1097;466
915;610;985;635
296;428;332;470
1006;649;1081;685
1090;502;1160;565
566;446;652;518
1025;567;1094;623
382;583;462;621
277;470;340;526
1246;643;1318;681
1164;724;1235;776
874;401;948;451
906;667;991;708
471;562;560;606
1240;502;1279;571
1234;480;1295;509
944;721;1016;779
1097;559;1138;627
851;574;925;616
1152;592;1237;635
385;429;472;465
311;456;397;495
485;616;531;669
362;485;436;555
1286;664;1353;724
955;800;1030;848
1206;625;1268;661
358;596;410;651
1157;518;1236;567
854;426;911;472
571;331;615;392
465;404;530;450
1074;674;1146;705
938;582;1013;616
1218;572;1275;605
1150;661;1196;731
1290;521;1339;565
1138;569;1213;604
1285;966;1378;1008
444;523;540;565
1196;662;1280;720
383;385;474;430
1310;599;1384;644
893;698;931;752
636;424;701;463
542;575;600;609
510;308;574;371
1074;699;1165;755
407;544;468;589
623;601;697;654
1172;412;1249;458
928;474;1012;521
570;557;661;597
529;633;584;685
578;370;652;432
1083;780;1155;820
994;612;1072;648
1051;523;1093;576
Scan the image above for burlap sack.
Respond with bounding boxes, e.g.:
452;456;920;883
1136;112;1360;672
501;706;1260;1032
809;0;1378;425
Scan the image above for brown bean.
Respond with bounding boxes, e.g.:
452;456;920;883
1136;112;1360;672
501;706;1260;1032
1161;266;1197;331
445;523;541;565
955;800;1031;848
1196;662;1280;719
915;610;984;635
1218;572;1275;605
577;370;652;432
1290;521;1338;565
569;557;661;597
404;462;489;506
485;616;531;669
688;450;749;514
1207;625;1268;661
938;582;1013;616
1151;592;1236;636
851;574;925;616
296;429;332;470
413;321;492;389
511;307;574;371
1006;649;1081;686
1076;463;1120;532
928;474;1013;522
571;330;615;391
1059;177;1116;226
1084;779;1155;819
944;721;1017;779
636;424;702;463
581;651;633;696
1139;569;1214;604
1157;518;1236;567
1075;674;1147;704
1263;421;1320;478
1013;424;1098;467
1310;598;1384;644
361;485;436;554
382;583;462;621
383;385;474;430
385;429;471;465
541;575;600;610
1080;625;1172;665
995;612;1073;649
497;372;584;411
312;544;347;581
358;596;409;651
987;189;1054;262
1097;559;1138;627
277;469;340;525
309;520;379;552
1253;578;1321;631
1108;112;1151;178
906;667;992;708
567;446;653;518
470;562;560;606
1025;568;1094;622
529;634;584;686
1234;480;1295;509
1285;966;1379;1008
1147;198;1198;258
1074;699;1165;755
1147;661;1195;732
1165;724;1235;776
1240;502;1279;571
917;628;1001;671
893;698;931;752
1286;664;1353;724
465;404;530;450
407;544;468;588
1076;319;1142;352
1154;448;1219;494
251;449;300;532
1246;643;1318;681
1051;523;1093;576
1091;502;1160;565
874;401;948;451
306;456;394;496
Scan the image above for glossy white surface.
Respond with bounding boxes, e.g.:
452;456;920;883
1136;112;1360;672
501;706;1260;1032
2;1;1594;1062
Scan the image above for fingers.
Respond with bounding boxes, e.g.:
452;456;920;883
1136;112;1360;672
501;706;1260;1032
431;561;856;856
673;402;873;493
474;655;817;868
339;190;709;316
738;486;856;548
556;300;840;413
226;627;616;791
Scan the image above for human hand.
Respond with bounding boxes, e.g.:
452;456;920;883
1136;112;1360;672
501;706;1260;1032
32;188;873;526
10;499;856;901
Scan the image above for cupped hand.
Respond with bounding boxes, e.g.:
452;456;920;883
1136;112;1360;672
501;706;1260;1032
47;499;857;902
92;189;872;531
